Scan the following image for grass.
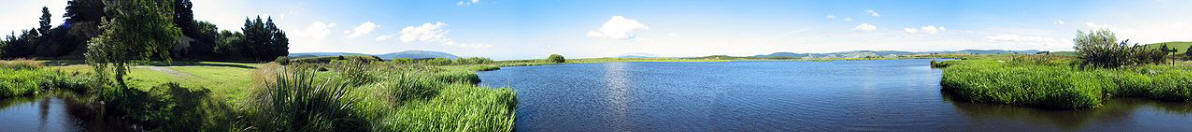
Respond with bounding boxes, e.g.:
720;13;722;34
939;56;1192;109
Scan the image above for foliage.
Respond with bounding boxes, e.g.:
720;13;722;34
86;0;183;88
274;56;290;65
249;66;367;131
548;54;566;63
1072;29;1166;68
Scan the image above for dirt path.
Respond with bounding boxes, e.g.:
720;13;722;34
145;66;192;77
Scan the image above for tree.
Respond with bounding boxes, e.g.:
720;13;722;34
265;17;289;61
548;54;566;63
86;0;182;88
1161;44;1172;65
173;0;194;35
1073;29;1132;68
39;7;52;35
1186;45;1192;60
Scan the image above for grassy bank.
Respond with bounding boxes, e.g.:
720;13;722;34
938;56;1192;109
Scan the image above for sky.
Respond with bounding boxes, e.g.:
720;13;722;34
3;0;1192;60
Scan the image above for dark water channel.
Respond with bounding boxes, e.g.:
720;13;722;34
477;59;1192;131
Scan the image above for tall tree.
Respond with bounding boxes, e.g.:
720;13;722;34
86;0;182;88
173;0;194;35
39;7;52;35
265;17;289;60
65;0;106;23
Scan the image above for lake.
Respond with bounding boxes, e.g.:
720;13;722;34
477;59;1192;131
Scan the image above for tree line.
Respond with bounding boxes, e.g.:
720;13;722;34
0;0;289;62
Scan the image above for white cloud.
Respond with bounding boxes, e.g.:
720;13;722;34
398;22;491;48
345;21;379;38
400;22;450;43
865;10;881;17
842;17;853;22
457;0;480;6
1054;20;1065;25
903;25;946;34
854;23;877;31
375;34;393;41
668;32;680;37
825;14;836;19
297;21;336;40
587;16;650;40
1086;22;1113;30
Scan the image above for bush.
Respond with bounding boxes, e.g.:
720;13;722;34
1072;29;1165;68
250;66;367;131
548;54;565;63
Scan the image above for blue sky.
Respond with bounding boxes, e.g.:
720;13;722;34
3;0;1192;60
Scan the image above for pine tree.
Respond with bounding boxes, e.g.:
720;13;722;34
39;7;52;35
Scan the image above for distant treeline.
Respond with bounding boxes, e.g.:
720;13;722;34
0;0;288;62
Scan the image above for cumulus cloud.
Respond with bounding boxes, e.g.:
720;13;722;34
854;23;877;31
297;21;336;40
398;22;491;48
1054;20;1065;25
375;34;393;41
903;25;946;34
866;10;880;17
400;22;450;43
587;16;649;40
345;21;378;38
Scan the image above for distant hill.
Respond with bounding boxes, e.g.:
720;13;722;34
752;49;1043;58
1142;41;1192;55
289;50;458;60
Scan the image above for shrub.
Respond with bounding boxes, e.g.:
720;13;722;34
250;66;367;131
1072;29;1165;68
548;54;565;63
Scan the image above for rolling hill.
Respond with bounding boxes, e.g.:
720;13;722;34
1142;41;1192;55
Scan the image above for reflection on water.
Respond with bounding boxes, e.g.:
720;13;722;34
0;97;82;132
0;96;133;132
602;62;631;130
947;94;1192;131
479;60;1192;131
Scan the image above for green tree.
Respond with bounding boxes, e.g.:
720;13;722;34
86;0;182;88
548;54;566;63
1160;44;1172;65
1186;45;1192;60
39;7;52;35
1073;29;1132;68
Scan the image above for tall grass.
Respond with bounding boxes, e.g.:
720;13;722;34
249;66;368;131
0;59;44;70
941;58;1192;109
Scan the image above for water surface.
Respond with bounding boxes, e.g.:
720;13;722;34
478;59;1192;131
